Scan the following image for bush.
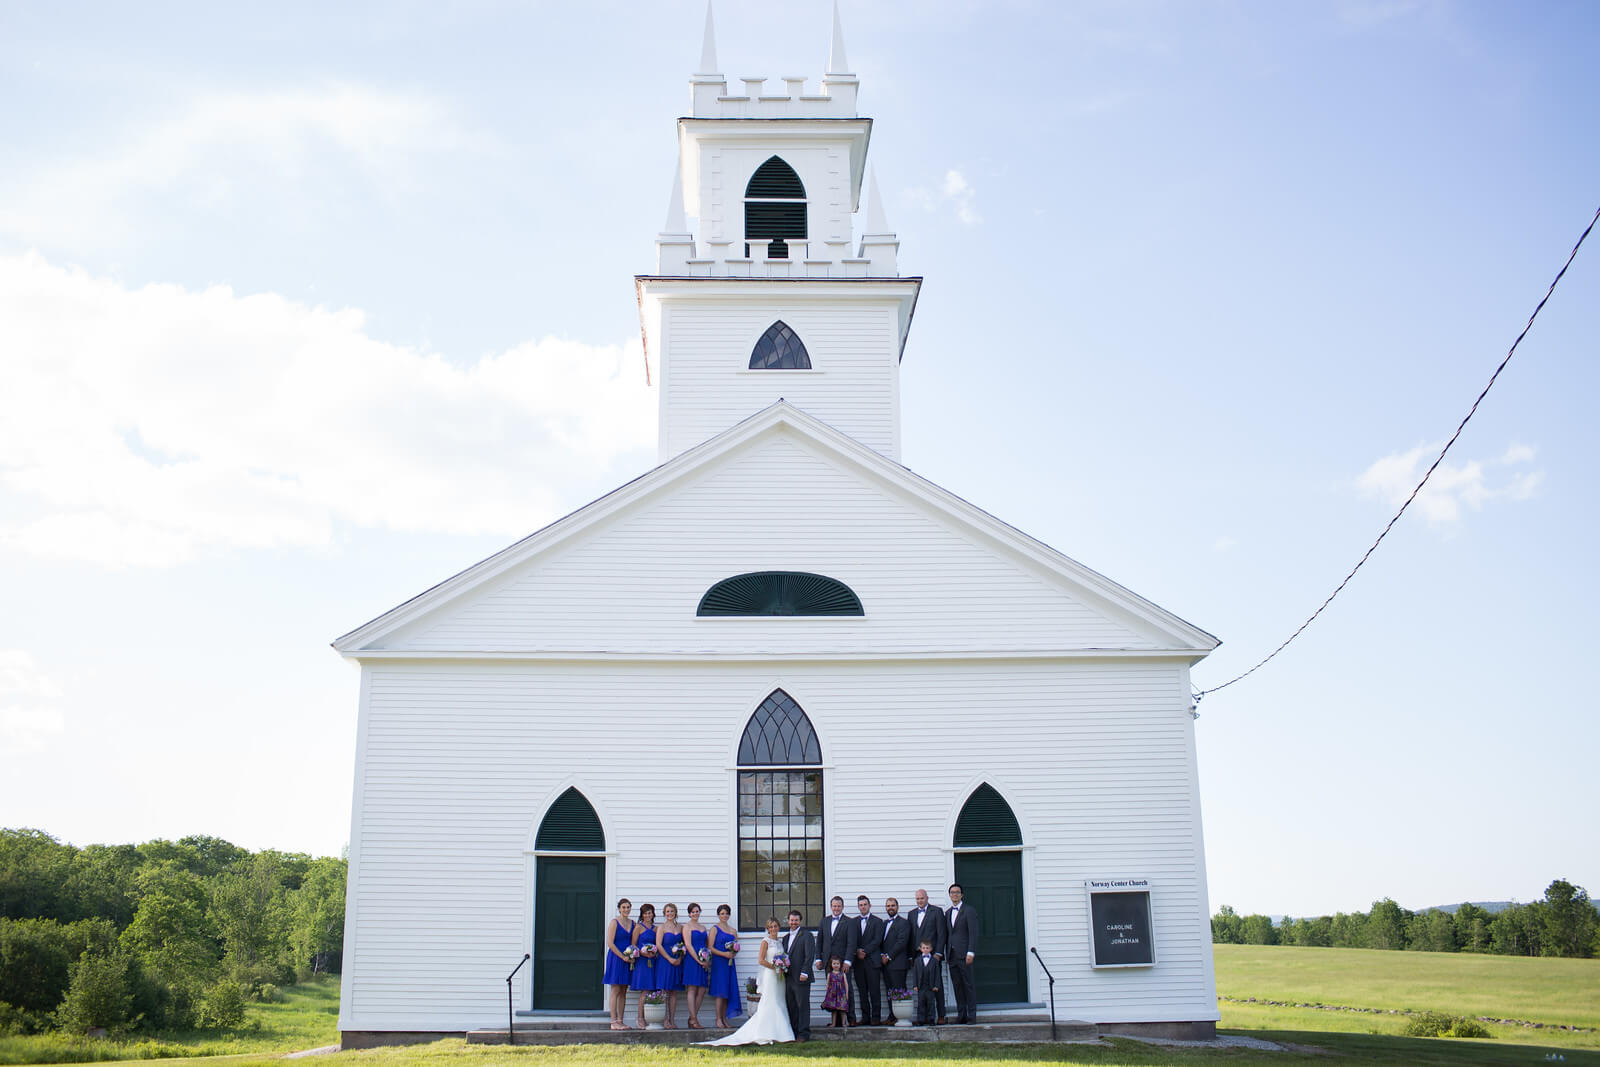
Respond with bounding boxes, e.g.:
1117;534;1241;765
194;979;246;1030
54;951;135;1034
1402;1011;1493;1039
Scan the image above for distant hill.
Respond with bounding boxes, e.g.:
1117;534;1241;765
1417;901;1514;915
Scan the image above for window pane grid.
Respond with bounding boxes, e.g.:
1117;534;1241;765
737;766;823;931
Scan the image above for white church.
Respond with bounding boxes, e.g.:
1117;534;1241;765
333;7;1222;1046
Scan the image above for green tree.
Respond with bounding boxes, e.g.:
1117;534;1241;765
211;852;294;990
55;946;136;1034
1454;903;1490;952
1211;905;1243;944
1540;879;1597;958
1242;913;1278;945
1365;898;1409;950
289;856;346;977
120;867;220;1026
64;845;143;928
0;829;77;922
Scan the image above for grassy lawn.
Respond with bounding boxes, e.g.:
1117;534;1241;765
5;949;1599;1065
0;976;339;1065
1214;943;1600;1031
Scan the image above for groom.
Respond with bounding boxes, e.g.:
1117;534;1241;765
782;910;815;1041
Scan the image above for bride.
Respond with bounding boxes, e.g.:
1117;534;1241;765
700;917;794;1045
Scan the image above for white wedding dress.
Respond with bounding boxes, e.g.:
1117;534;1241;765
700;935;795;1045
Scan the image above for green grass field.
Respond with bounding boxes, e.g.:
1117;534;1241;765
3;948;1597;1065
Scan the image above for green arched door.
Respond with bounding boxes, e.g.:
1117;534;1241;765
952;784;1028;1004
532;789;606;1010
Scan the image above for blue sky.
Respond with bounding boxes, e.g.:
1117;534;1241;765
2;1;1596;918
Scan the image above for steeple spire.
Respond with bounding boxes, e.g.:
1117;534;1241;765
697;1;719;76
826;0;851;75
865;170;889;235
662;155;688;235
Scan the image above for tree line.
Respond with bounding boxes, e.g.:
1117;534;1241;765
1212;878;1600;957
0;827;346;1036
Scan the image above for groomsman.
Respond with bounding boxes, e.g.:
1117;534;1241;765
782;909;816;1041
878;897;911;1022
852;895;885;1025
907;889;947;1023
945;883;979;1024
814;895;858;1020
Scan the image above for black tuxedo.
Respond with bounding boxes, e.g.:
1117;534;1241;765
852;913;884;1024
815;912;858;1019
878;914;911;1017
944;902;979;1023
911;953;941;1024
906;904;946;1017
780;926;815;1039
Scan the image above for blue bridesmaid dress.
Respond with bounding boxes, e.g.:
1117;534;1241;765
602;918;635;986
683;928;709;987
658;930;685;991
707;926;742;1016
629;925;659;991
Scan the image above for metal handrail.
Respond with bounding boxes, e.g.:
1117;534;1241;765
505;953;530;1046
1029;947;1056;1041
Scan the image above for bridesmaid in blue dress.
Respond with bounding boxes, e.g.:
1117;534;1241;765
657;903;686;1028
681;903;710;1029
707;903;742;1027
602;898;636;1030
629;903;660;1029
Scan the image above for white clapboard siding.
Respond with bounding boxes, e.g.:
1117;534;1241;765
660;300;900;459
340;658;1216;1031
386;435;1156;654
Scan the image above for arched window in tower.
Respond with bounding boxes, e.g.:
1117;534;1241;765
744;156;807;259
748;320;812;370
736;689;823;930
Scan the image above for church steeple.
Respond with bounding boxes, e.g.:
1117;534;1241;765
636;6;921;464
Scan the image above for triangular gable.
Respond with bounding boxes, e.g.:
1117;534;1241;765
333;401;1219;656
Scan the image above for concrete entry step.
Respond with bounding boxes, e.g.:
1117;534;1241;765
467;1019;1100;1045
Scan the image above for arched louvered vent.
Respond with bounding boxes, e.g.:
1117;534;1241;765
535;787;605;851
738;689;822;765
953;783;1022;848
698;571;862;617
745;156;807;257
749;321;812;370
746;157;805;199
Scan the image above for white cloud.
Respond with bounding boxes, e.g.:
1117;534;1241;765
906;169;981;226
1357;441;1542;523
0;85;478;251
0;650;67;756
0;252;656;568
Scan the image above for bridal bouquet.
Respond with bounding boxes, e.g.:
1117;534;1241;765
772;953;790;975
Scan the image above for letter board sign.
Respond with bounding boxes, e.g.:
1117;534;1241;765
1084;878;1155;967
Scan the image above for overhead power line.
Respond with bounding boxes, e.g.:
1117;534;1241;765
1194;203;1600;704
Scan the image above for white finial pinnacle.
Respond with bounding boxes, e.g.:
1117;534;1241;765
866;170;889;234
827;0;851;75
697;1;719;75
663;155;688;234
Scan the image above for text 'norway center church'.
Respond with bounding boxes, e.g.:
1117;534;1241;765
332;5;1222;1044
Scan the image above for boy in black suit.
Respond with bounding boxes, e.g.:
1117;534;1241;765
911;938;941;1025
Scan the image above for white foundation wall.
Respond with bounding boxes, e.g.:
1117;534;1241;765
657;299;900;460
385;433;1156;655
338;657;1217;1032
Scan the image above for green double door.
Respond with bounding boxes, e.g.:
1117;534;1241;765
532;857;605;1009
953;850;1028;1004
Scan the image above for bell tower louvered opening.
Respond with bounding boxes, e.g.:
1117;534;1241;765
749;320;811;370
535;787;605;851
953;783;1022;848
744;156;807;259
698;571;862;616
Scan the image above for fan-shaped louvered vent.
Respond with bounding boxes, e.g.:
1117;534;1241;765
535;787;605;851
738;689;822;765
749;321;811;370
745;157;805;199
953;783;1022;847
698;571;862;616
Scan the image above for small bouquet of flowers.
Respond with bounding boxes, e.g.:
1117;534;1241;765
772;953;790;975
671;941;686;963
622;946;637;965
888;987;913;1003
696;948;710;967
642;942;659;958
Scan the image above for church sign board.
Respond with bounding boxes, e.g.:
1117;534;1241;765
1085;878;1156;967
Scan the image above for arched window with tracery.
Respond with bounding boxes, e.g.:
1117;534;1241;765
736;689;823;930
748;320;812;370
744;156;807;259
